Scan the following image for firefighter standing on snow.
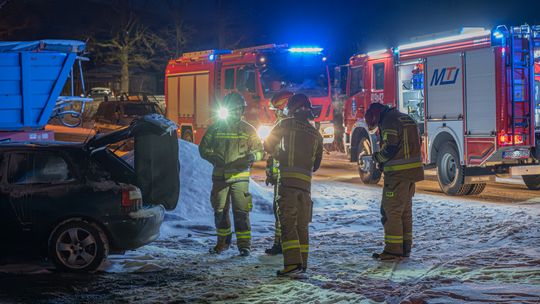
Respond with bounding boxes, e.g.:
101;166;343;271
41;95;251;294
365;103;424;261
199;92;263;257
264;93;323;276
264;91;294;256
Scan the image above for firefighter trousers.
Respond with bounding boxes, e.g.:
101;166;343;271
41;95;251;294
211;180;252;250
380;178;415;256
277;185;312;268
272;183;282;245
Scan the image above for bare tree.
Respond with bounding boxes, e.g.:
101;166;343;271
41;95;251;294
94;13;167;93
164;0;194;58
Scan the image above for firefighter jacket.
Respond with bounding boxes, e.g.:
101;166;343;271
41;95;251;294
264;117;323;191
373;108;424;182
199;120;263;182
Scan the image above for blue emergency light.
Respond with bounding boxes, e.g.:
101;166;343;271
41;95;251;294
288;46;324;54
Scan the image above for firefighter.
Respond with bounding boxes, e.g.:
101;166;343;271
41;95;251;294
265;91;294;255
264;93;323;276
199;92;264;257
364;103;424;261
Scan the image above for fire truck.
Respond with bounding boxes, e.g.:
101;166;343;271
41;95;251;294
165;44;334;144
341;25;540;195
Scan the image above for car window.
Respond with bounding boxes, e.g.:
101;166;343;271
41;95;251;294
123;104;156;116
8;152;74;184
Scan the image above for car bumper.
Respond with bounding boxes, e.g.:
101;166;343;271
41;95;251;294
105;205;165;251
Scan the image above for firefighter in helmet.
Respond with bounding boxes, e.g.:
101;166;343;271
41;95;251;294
264;93;323;276
265;91;294;255
364;103;424;261
199;92;264;257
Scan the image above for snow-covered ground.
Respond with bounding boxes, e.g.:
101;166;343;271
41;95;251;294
1;140;539;304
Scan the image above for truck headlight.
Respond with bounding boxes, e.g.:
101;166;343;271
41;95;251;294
257;125;272;140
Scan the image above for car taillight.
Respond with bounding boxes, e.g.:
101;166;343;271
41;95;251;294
121;186;142;210
498;133;524;145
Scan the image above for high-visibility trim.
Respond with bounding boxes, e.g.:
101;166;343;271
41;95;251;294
253;151;264;161
382;129;398;141
300;244;309;253
288;131;296;167
224;171;250;179
235;230;251;239
385;240;404;244
282;240;301;251
281;172;312;183
384;161;423;172
384;235;403;239
385;191;395;198
404;131;409;159
217;228;232;236
374;152;388;163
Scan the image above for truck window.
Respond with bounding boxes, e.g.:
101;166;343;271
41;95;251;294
8;153;73;184
350;67;364;96
373;63;385;90
224;68;235;90
236;67;256;93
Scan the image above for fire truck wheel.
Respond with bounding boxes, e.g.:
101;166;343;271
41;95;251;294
466;183;486;195
522;175;540;190
436;142;471;196
357;138;381;184
182;129;194;142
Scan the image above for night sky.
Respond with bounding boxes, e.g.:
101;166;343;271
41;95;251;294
2;0;540;65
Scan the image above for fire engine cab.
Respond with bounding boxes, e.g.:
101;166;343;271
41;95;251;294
165;44;334;144
342;25;540;195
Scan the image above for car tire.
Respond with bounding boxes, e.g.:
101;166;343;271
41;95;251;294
436;142;471;196
466;183;486;195
357;137;381;184
48;218;109;273
522;174;540;190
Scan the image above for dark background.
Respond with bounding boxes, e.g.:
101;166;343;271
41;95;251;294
1;0;539;93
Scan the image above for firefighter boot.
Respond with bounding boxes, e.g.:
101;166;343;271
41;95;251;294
239;248;251;257
265;243;282;255
372;251;403;261
276;264;303;277
403;242;412;258
209;234;232;254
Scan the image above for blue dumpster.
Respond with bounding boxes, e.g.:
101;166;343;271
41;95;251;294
0;40;85;130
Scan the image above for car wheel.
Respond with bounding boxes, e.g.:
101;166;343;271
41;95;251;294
436;142;471;195
48;218;109;272
522;174;540;190
357;137;381;184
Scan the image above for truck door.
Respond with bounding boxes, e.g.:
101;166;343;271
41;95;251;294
346;65;367;120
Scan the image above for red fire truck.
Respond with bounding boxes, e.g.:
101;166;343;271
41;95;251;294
341;25;540;195
165;44;334;144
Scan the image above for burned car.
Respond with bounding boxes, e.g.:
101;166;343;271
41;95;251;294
0;114;179;272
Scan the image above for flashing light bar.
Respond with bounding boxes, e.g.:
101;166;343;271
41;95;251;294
493;31;504;39
398;29;491;51
288;47;323;54
367;49;388;57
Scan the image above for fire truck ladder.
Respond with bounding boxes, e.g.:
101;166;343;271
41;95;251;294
509;25;534;143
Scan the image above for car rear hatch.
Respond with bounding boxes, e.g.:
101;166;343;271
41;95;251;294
86;114;179;210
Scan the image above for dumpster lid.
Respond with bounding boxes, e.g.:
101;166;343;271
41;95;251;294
0;40;85;53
